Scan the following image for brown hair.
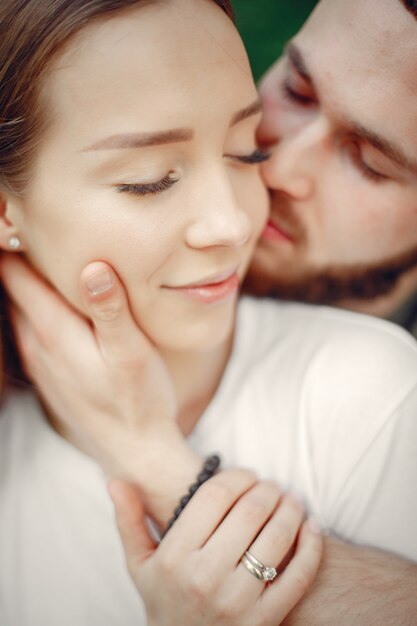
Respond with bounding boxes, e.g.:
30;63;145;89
0;0;234;394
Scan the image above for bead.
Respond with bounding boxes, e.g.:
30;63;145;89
189;483;199;495
161;455;221;538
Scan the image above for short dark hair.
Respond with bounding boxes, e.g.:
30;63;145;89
401;0;417;17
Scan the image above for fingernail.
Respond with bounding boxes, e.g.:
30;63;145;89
308;517;321;535
85;268;114;296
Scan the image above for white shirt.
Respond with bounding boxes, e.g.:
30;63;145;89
1;298;417;626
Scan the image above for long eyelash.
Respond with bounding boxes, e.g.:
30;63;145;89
236;149;271;165
348;146;387;183
282;81;314;106
117;174;179;196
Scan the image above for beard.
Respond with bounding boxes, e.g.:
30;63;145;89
244;191;417;305
245;238;417;306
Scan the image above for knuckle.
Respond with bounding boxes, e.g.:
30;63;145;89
93;299;123;322
196;469;259;510
240;491;269;523
187;567;214;600
215;599;240;622
220;468;257;488
199;478;235;507
211;585;243;620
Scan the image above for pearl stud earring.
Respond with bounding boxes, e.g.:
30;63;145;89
7;236;21;250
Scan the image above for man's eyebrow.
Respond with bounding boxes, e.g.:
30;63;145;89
285;41;417;176
82;128;194;152
285;41;313;86
230;99;263;127
352;122;417;176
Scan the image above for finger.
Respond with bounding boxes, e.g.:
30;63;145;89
253;493;305;565
107;479;156;572
1;253;90;350
202;481;282;571
260;519;323;626
161;469;258;553
81;262;153;363
234;494;305;601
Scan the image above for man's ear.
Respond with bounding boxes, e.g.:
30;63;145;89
0;192;25;252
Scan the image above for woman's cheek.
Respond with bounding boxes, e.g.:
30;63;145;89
246;174;269;239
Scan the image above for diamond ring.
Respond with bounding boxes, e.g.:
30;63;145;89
241;550;278;582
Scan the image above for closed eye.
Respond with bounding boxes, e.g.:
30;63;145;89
116;172;179;196
115;149;270;198
345;141;388;184
229;148;271;164
282;81;316;107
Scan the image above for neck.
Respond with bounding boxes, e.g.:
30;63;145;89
335;265;417;321
161;329;234;437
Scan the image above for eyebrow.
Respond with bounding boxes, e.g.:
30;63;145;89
285;41;417;176
230;99;263;126
83;129;194;152
82;100;262;152
285;42;314;86
350;122;417;176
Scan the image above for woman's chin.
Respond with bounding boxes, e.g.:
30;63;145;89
147;295;238;355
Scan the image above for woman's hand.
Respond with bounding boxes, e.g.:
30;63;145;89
109;471;323;626
0;253;202;526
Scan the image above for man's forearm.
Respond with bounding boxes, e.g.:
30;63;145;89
284;536;417;626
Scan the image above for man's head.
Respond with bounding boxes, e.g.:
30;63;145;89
247;0;417;315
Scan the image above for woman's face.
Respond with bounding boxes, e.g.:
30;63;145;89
6;0;268;352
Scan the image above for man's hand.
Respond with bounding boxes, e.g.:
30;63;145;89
283;535;417;626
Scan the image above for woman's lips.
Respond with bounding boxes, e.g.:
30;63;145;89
261;219;294;244
165;272;239;304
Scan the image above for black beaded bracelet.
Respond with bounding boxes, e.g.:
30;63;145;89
161;454;221;537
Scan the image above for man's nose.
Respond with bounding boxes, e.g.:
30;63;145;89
261;118;330;201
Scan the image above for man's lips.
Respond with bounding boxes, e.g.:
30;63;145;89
261;218;294;244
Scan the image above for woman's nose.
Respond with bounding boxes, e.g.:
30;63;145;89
185;188;252;250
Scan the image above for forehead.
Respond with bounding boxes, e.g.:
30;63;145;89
43;0;254;142
297;0;417;151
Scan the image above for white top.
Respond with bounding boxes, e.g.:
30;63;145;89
1;297;417;626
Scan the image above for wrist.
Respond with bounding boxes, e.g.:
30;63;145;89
110;421;203;528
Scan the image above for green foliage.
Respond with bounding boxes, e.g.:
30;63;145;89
233;0;318;80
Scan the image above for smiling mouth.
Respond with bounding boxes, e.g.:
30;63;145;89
163;269;240;304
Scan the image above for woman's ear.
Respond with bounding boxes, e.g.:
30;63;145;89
0;192;25;252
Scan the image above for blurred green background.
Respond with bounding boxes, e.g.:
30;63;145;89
232;1;318;80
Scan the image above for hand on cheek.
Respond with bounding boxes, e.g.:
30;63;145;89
0;254;204;530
